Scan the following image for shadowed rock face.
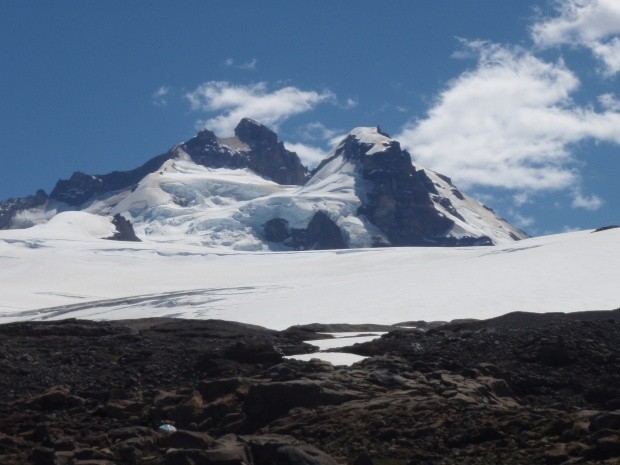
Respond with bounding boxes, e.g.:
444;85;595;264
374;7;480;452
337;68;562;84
106;213;141;242
234;118;308;186
263;211;347;250
0;189;47;229
304;129;495;248
49;153;174;206
177;118;308;186
337;133;454;246
305;211;347;250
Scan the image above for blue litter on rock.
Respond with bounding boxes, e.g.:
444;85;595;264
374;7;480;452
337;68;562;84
158;424;177;433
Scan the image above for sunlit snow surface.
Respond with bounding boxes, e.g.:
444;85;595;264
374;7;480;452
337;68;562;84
285;332;386;366
0;212;618;329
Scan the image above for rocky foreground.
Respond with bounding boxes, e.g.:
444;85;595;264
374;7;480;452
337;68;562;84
0;310;619;465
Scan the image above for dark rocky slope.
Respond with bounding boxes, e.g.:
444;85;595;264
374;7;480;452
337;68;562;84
0;310;619;464
0;189;48;229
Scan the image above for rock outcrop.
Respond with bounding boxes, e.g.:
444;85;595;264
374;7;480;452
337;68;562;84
166;118;308;186
0;189;47;229
106;213;141;242
263;211;347;250
234;118;308;186
0;310;618;464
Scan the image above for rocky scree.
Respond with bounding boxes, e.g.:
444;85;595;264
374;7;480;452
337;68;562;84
0;310;619;464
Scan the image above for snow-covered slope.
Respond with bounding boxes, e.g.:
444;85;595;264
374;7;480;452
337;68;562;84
1;121;526;250
422;168;525;244
0;223;617;329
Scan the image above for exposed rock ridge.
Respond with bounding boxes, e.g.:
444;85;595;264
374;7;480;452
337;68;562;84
46;119;308;209
49;152;174;206
176;118;308;186
322;128;493;246
0;189;47;229
106;213;141;242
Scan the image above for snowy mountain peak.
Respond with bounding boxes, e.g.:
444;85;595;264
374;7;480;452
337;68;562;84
306;127;528;247
345;126;398;156
1;118;527;249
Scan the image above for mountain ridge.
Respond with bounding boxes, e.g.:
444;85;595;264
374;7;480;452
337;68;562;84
0;119;527;249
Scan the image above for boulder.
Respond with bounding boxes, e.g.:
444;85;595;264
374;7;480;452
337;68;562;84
223;341;284;364
590;412;620;432
243;434;338;465
157;430;215;449
30;447;55;465
243;380;353;427
24;385;84;411
106;213;141;242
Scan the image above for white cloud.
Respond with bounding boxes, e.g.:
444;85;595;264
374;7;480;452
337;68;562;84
185;81;334;136
284;142;328;168
152;85;170;106
513;192;532;206
571;190;603;210
508;210;535;228
590;37;620;75
598;92;620;110
396;41;620;194
223;58;258;70
531;0;620;76
344;98;358;109
298;122;342;142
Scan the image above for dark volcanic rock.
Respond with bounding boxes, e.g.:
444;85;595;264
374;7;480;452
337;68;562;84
235;117;278;147
593;225;620;232
263;211;347;250
305;211;347;250
234;118;308;186
1;311;619;465
23;385;84;411
243;434;339;465
0;189;48;229
106;213;141;242
223;341;284;364
264;218;291;243
243;381;325;427
183;119;308;186
157;430;215;449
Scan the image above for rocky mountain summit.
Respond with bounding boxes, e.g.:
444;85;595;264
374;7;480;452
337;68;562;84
47;118;307;208
0;309;618;464
0;119;526;249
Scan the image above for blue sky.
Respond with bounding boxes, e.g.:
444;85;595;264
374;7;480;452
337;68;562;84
1;0;619;235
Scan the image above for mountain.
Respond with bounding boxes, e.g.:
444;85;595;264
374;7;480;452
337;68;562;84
0;118;526;250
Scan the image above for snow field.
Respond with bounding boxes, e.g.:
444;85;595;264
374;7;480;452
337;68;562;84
0;216;617;330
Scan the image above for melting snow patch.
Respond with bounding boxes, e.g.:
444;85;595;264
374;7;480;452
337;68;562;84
286;332;386;366
285;352;367;366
